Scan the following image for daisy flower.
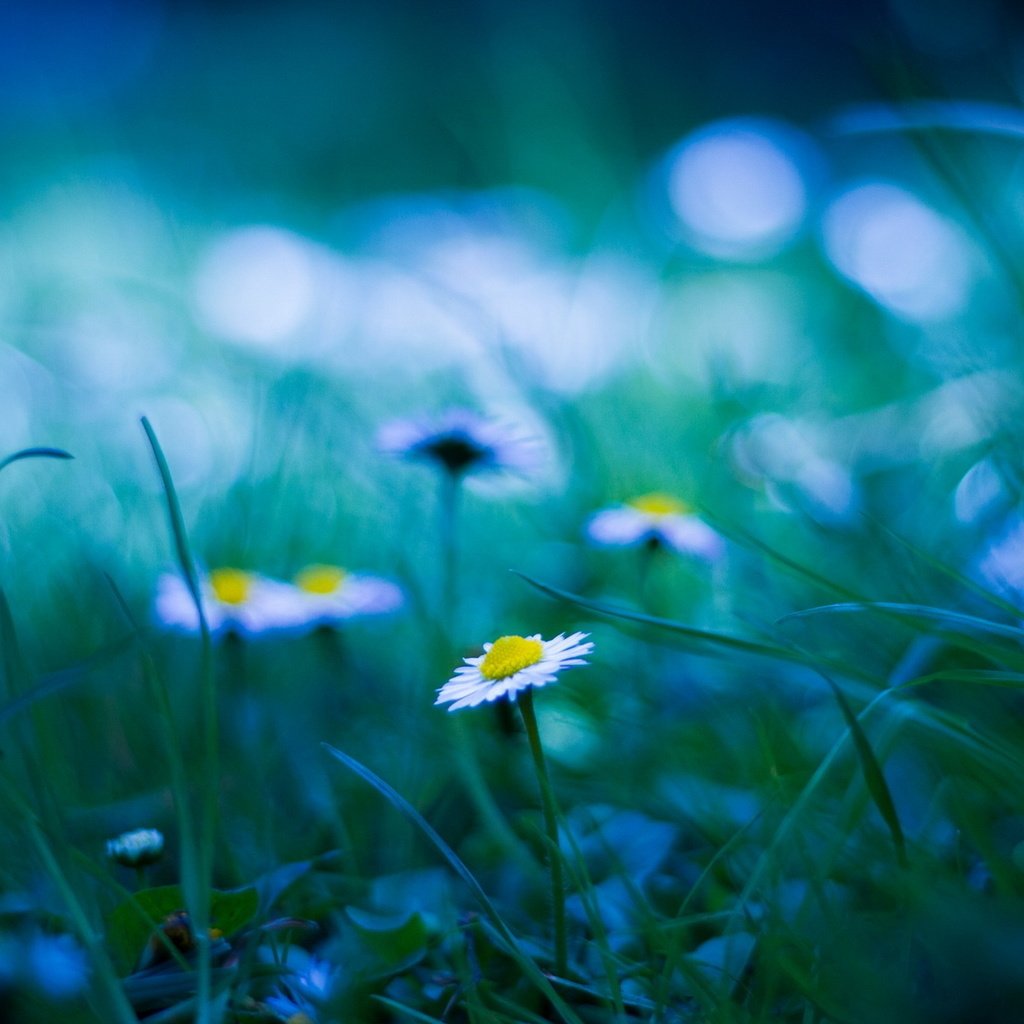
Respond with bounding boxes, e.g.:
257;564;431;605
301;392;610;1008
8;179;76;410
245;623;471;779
106;828;164;868
377;407;541;478
436;632;593;711
586;492;724;561
290;564;403;626
154;567;307;637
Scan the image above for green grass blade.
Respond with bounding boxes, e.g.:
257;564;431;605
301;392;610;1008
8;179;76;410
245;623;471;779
140;417;203;613
322;743;583;1024
513;572;814;666
898;668;1024;690
821;675;907;866
0;446;73;473
140;416;216;1024
0;633;135;728
779;601;1024;644
860;520;1024;620
0;587;31;697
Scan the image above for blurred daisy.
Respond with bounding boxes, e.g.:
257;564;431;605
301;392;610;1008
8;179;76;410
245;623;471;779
264;950;338;1023
437;632;593;711
291;564;403;626
586;493;724;561
106;828;164;868
154;567;305;636
377;407;541;478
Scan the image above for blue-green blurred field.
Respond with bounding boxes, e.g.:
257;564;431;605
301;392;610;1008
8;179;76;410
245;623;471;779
5;2;1024;1022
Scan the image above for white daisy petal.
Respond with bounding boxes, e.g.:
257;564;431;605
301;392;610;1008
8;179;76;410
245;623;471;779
436;631;594;712
586;494;725;561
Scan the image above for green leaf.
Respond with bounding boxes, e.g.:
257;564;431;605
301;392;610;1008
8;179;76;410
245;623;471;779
108;885;258;976
0;446;73;473
346;906;428;967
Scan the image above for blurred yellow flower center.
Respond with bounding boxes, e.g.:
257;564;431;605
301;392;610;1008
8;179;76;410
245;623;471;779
629;492;689;517
209;568;252;605
295;564;346;594
480;635;544;680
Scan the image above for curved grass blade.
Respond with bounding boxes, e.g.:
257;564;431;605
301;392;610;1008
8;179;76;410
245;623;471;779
141;417;203;614
871;521;1024;621
0;588;30;696
778;601;1024;645
898;668;1024;690
0;633;135;728
0;446;73;474
705;515;867;603
514;572;813;666
140;416;216;1024
322;743;582;1024
821;675;906;867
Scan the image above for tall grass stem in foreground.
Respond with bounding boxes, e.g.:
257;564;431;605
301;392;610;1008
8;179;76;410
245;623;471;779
142;416;219;1024
517;688;568;977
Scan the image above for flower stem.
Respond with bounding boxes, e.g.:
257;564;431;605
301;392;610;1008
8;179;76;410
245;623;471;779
517;688;567;977
437;468;527;863
439;470;461;621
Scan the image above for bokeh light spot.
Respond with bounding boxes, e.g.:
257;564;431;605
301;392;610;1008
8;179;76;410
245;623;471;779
665;119;812;260
821;182;974;321
193;226;316;348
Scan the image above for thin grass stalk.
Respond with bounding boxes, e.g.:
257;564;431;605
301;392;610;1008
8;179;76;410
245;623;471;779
141;416;218;1024
517;688;567;977
438;469;525;862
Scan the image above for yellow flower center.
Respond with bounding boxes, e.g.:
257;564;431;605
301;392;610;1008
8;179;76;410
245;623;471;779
480;635;544;680
295;564;346;595
629;492;689;517
209;568;252;605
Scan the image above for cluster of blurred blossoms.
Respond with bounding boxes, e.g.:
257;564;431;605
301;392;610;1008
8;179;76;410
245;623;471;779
153;407;726;637
156;564;403;637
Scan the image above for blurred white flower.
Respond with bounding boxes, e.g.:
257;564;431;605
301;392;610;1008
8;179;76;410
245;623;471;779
264;950;338;1023
436;632;593;712
154;568;307;637
377;408;543;479
106;828;164;868
586;493;724;561
0;929;90;1001
290;564;403;627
